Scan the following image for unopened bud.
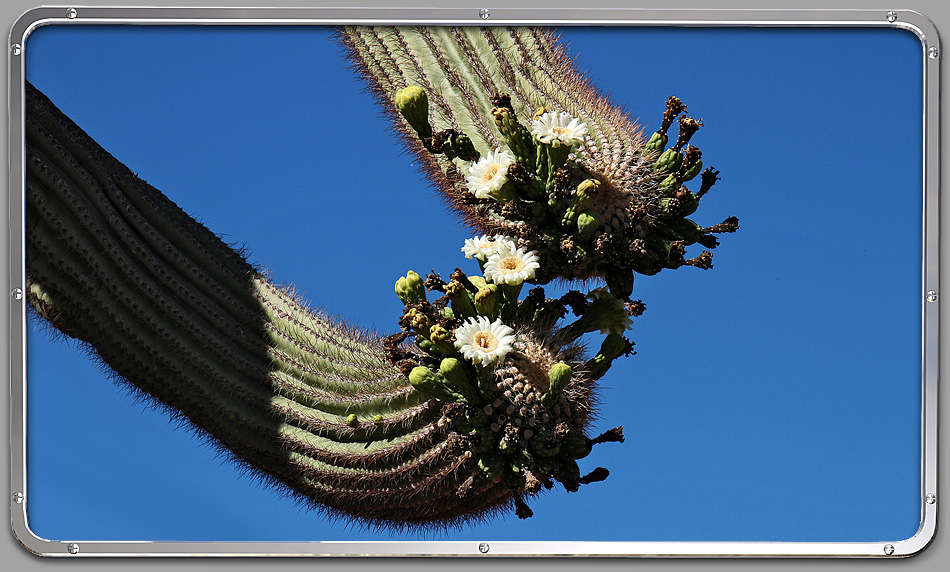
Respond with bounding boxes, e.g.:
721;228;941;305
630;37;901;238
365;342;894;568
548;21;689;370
604;269;634;300
653;148;683;174
394;86;432;139
395;270;426;304
448;132;479;162
644;131;668;152
474;286;497;316
576;209;602;240
541;363;573;405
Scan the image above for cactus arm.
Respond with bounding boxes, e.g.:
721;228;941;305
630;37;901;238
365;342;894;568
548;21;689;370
340;26;647;195
24;82;516;526
340;27;736;285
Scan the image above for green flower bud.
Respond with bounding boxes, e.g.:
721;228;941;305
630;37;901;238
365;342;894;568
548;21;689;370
575;209;602;240
429;324;455;355
439;357;468;387
372;414;383;423
448;132;479;162
471;428;494;453
405;307;430;335
562;289;631;342
440;358;480;403
599;332;627;359
644;131;668;152
409;365;438;388
676;190;699;217
652;148;683;174
515;449;534;470
658;191;699;218
657;174;678;194
666;218;703;245
446;280;476;319
394;270;426;305
575;179;600;208
346;414;359;427
474;286;497;316
478;454;506;477
531;430;561;457
468;275;489;290
604;268;634;299
394;86;432;139
562;179;601;227
541;363;573;405
492;106;534;167
681;158;703;181
408;366;456;400
586;332;627;381
561;434;591;460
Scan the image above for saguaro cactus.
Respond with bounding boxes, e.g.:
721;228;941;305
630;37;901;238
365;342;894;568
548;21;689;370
23;26;735;528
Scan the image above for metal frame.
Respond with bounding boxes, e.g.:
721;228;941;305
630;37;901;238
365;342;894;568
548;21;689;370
6;6;940;557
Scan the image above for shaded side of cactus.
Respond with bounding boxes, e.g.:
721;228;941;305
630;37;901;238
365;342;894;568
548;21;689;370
24;82;525;527
339;26;737;288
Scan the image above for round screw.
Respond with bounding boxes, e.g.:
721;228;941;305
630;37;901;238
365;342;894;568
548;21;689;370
479;9;490;20
11;43;22;56
67;543;80;555
66;8;78;19
925;493;936;505
12;492;24;504
883;544;895;555
886;12;898;23
478;542;490;553
11;288;23;300
928;47;939;59
927;290;937;302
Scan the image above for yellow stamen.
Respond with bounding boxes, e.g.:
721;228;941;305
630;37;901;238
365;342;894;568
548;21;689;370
473;331;498;352
499;256;525;274
481;165;500;183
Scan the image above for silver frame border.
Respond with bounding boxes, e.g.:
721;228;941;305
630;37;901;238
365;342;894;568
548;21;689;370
6;6;940;558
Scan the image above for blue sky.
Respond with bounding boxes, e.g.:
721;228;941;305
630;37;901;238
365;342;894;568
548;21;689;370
24;24;924;543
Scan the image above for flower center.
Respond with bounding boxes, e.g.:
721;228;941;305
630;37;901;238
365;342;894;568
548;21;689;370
481;165;501;183
552;126;568;135
499;256;525;274
472;331;498;352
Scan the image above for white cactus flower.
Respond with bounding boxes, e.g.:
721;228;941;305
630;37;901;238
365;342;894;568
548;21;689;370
530;111;589;147
454;316;516;366
461;234;516;261
484;244;540;285
466;149;515;199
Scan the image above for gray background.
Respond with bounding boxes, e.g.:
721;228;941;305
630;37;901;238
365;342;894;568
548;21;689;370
2;0;946;569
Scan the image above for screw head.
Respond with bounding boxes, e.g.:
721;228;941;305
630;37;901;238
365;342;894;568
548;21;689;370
12;492;24;504
11;288;23;300
927;290;937;302
928;47;939;59
883;544;895;555
926;493;936;505
10;43;21;56
886;12;898;23
66;8;77;19
67;543;80;555
478;542;490;553
479;9;490;20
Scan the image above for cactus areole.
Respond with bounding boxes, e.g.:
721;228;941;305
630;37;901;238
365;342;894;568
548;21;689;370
24;26;736;529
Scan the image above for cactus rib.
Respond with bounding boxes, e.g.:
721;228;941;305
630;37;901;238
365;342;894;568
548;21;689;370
24;82;520;527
